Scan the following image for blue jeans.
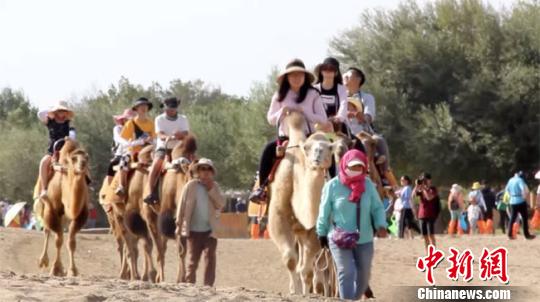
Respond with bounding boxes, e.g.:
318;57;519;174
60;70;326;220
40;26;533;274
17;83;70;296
329;240;374;300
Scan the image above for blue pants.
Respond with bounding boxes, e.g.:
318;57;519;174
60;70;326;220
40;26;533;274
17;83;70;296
329;240;374;300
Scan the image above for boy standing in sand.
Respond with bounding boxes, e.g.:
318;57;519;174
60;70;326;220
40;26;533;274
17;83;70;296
175;158;225;286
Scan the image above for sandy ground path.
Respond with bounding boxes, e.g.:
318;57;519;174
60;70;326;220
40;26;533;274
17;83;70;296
0;228;539;301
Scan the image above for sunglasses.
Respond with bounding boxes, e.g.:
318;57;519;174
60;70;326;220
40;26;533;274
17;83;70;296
198;166;213;172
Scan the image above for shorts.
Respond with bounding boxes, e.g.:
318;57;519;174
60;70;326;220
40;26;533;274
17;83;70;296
419;218;435;236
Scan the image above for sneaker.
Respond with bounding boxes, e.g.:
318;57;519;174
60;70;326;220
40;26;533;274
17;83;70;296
525;234;536;240
249;187;267;204
115;186;126;197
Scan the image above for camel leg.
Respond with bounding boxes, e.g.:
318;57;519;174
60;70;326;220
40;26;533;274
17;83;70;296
50;230;65;276
176;236;187;283
297;231;319;295
66;208;87;277
269;208;301;294
38;229;50;268
141;234;157;282
114;211;140;280
118;237;130;280
145;213;164;283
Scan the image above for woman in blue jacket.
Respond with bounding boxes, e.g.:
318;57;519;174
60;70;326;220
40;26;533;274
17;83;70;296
316;149;387;300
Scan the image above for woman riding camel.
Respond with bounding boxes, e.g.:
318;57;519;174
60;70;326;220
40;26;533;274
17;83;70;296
313;57;348;124
249;58;327;203
37;101;76;200
115;97;155;196
106;108;135;185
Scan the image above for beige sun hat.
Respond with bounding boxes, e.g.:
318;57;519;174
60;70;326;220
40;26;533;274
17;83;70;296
194;158;216;175
276;59;315;85
48;101;74;120
347;97;364;112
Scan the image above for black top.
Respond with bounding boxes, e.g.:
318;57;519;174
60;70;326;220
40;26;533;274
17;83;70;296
319;84;340;117
46;118;71;154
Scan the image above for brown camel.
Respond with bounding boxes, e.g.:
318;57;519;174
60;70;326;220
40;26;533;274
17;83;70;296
143;135;197;283
101;145;157;281
268;112;336;294
33;138;89;277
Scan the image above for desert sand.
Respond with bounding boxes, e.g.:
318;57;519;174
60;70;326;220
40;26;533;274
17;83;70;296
0;228;539;301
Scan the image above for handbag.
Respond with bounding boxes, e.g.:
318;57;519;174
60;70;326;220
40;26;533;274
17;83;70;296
331;201;360;249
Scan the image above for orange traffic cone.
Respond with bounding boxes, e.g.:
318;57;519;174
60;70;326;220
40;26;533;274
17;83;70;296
250;222;260;239
530;209;540;230
485;219;494;234
448;220;456;235
477;220;485;234
511;222;520;238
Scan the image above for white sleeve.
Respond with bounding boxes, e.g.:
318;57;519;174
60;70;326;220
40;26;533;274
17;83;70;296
335;85;349;123
267;93;284;126
113;126;129;146
155;115;163;133
37;110;49;123
181;116;190;132
362;93;376;122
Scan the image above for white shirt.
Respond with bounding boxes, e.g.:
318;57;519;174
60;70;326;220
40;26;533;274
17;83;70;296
155;113;190;149
113;125;130;155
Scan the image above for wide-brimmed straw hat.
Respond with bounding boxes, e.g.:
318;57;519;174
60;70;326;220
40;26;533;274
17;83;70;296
132;97;153;111
113;108;135;123
471;182;482;190
347;97;363;112
276;59;315;85
194;158;216;175
48;101;74;120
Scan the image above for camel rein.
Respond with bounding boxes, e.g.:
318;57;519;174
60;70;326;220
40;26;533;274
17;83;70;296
314;248;332;272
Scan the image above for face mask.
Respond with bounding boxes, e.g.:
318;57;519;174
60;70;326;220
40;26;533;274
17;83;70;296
345;168;363;177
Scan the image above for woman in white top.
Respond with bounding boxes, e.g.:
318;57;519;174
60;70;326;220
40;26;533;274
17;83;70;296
313;57;348;123
249;59;327;203
106;108;135;184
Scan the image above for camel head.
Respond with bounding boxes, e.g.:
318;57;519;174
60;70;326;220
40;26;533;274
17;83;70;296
67;149;89;174
171;134;197;162
301;132;335;170
332;133;352;162
58;137;80;162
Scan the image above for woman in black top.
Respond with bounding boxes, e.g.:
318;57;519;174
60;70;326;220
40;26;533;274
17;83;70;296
37;101;76;200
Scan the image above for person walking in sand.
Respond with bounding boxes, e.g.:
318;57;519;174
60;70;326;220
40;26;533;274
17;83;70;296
175;158;225;286
413;172;440;250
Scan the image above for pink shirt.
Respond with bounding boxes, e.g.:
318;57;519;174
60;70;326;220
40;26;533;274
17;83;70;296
267;88;327;136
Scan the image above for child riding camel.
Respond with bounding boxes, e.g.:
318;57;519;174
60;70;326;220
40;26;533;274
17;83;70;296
115;97;155;196
37;101;76;200
106;108;135;185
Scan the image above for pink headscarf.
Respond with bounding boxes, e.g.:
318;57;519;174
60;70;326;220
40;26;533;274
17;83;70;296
339;149;368;203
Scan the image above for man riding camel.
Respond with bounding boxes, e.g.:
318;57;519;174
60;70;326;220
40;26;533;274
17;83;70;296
143;97;190;205
344;67;391;183
37;101;77;200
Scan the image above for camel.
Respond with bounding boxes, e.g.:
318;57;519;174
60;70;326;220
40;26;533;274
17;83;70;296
33;138;89;277
268;111;336;295
101;145;157;281
143;135;197;283
98;178;129;279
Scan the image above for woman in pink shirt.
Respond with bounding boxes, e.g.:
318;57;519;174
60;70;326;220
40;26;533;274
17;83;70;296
249;59;327;203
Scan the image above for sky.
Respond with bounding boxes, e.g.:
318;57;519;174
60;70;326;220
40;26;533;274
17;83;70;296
0;0;510;109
